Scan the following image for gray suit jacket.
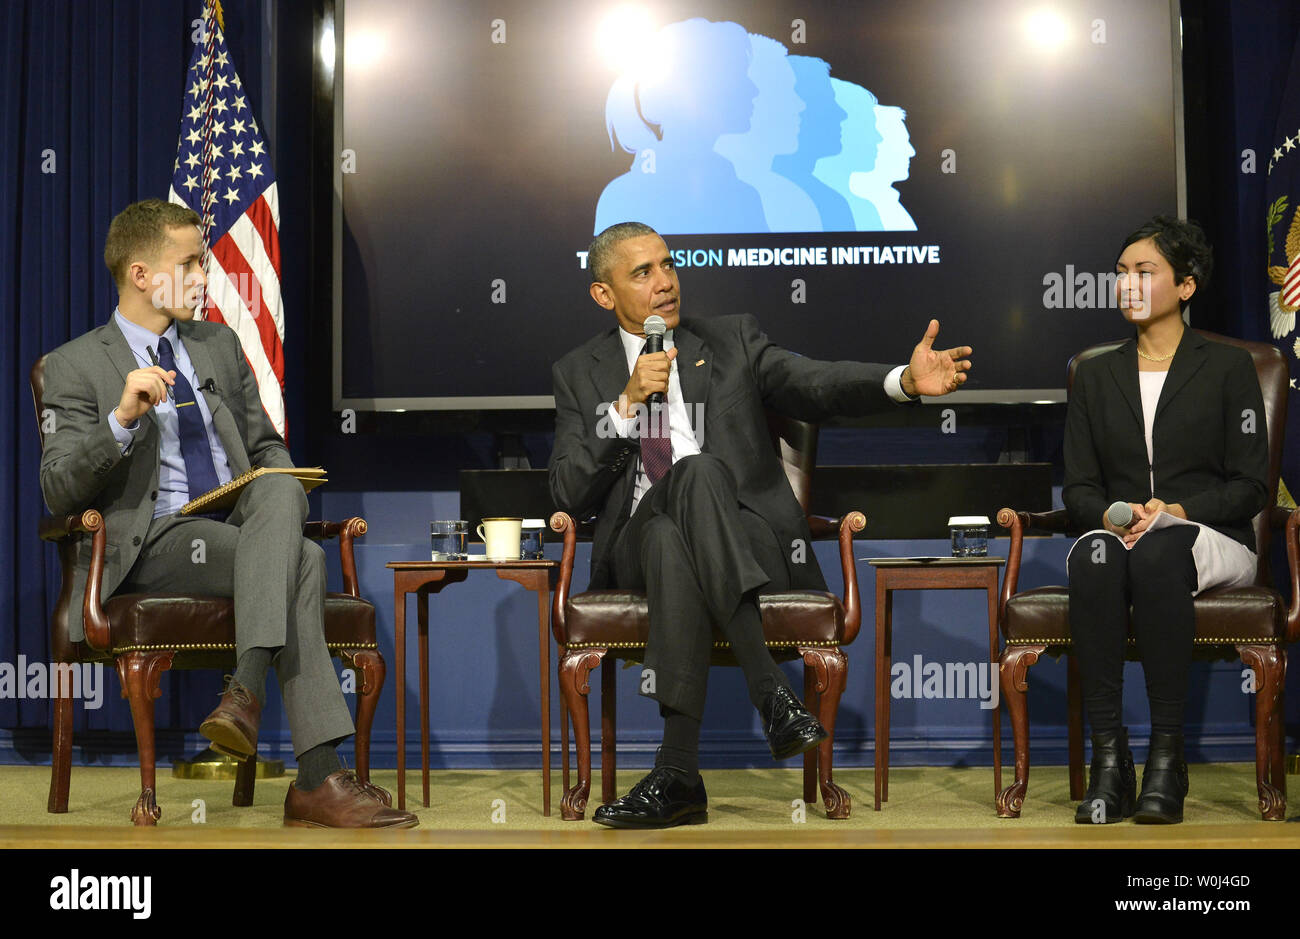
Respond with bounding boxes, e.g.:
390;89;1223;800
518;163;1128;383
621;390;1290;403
39;316;293;642
549;313;899;592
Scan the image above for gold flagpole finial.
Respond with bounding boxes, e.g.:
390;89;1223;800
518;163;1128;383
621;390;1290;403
210;0;225;33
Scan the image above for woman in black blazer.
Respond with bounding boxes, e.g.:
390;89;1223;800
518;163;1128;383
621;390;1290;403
1062;217;1268;824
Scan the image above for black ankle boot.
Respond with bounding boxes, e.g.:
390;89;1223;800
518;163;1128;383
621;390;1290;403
1074;729;1136;824
1134;732;1189;824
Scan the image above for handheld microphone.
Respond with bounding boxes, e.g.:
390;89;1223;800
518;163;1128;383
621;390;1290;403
1106;501;1134;529
643;315;667;407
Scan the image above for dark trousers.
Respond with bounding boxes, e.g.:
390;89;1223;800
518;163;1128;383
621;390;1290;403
1067;525;1200;737
612;454;789;719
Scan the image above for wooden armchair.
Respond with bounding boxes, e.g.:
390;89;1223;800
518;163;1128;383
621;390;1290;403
995;331;1293;821
548;412;866;821
32;356;385;826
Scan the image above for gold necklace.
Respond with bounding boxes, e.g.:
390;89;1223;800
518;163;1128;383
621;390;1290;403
1137;346;1176;362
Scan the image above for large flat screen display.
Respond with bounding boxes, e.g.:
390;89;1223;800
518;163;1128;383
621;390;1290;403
333;0;1182;409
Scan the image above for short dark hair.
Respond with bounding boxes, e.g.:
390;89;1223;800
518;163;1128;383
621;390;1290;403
588;221;660;283
1117;215;1213;311
104;199;202;289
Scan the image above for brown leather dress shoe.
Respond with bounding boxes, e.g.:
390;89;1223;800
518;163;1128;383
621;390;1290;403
199;676;261;760
362;780;393;807
284;770;419;828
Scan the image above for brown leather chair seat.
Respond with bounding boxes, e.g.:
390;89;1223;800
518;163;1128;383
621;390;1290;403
564;590;847;649
1004;585;1284;646
101;593;377;661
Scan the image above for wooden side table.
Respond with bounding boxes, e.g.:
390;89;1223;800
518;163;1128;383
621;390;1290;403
866;557;1005;811
386;560;559;815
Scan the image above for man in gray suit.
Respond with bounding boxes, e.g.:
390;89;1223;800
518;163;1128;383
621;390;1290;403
39;199;416;828
550;222;972;827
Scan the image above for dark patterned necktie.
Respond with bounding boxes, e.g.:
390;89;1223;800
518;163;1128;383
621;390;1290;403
157;336;221;500
637;342;672;484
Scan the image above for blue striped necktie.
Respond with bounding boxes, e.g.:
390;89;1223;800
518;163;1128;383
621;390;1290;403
157;336;221;501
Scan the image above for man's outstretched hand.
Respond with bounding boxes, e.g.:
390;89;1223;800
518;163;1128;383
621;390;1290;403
901;319;972;397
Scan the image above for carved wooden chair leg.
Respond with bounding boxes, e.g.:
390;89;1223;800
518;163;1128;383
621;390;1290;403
802;647;851;819
47;664;75;814
115;650;175;826
1239;644;1286;820
561;692;570;795
600;655;618;805
232;756;256;807
1275;651;1287;800
801;659;818;806
996;644;1043;818
349;649;385;785
1066;653;1086;800
559;648;604;821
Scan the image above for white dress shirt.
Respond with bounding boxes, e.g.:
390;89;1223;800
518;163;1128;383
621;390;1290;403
606;325;914;513
1138;369;1168;498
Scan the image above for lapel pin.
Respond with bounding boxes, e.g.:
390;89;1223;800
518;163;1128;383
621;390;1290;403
695;359;705;367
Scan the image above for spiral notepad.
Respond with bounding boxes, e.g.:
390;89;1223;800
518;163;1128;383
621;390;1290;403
179;466;327;516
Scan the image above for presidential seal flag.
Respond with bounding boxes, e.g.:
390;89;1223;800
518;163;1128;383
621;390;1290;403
168;0;287;438
1267;30;1300;503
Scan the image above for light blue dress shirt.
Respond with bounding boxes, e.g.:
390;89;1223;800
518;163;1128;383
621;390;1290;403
107;310;234;518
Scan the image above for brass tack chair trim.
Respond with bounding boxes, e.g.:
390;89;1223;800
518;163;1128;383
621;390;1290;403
1004;637;1277;646
563;640;840;651
110;641;378;654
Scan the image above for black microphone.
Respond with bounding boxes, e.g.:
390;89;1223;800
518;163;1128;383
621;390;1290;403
199;379;217;394
643;315;667;407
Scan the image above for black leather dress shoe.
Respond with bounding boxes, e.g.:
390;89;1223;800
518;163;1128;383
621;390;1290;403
1134;732;1189;824
761;684;828;760
1074;729;1136;824
592;767;708;829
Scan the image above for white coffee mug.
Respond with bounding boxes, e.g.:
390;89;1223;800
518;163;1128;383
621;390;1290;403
477;517;523;560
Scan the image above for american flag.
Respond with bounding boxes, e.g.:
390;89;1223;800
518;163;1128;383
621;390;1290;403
169;0;287;438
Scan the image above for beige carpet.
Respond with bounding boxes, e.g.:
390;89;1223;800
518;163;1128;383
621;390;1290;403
0;763;1287;837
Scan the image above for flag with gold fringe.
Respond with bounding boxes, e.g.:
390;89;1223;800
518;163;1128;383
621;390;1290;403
168;0;287;439
1266;32;1300;507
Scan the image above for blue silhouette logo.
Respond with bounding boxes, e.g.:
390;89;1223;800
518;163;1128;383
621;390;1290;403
594;19;915;235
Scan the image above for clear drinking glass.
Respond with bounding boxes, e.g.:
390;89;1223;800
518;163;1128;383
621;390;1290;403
951;528;990;557
520;519;545;560
948;516;990;557
431;520;468;560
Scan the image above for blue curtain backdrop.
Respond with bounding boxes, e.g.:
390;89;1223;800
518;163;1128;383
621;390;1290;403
3;0;1300;761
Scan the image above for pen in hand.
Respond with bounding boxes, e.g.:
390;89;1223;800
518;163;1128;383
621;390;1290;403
116;348;176;427
144;346;177;398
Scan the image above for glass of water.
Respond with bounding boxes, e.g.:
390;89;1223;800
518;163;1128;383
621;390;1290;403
431;520;468;561
948;516;990;557
520;519;546;560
